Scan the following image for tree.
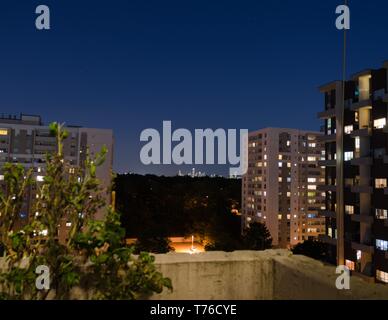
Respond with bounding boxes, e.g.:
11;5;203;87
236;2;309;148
242;222;272;251
292;239;328;261
0;122;172;300
134;236;174;254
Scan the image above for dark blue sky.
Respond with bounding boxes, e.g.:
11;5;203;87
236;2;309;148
1;1;387;175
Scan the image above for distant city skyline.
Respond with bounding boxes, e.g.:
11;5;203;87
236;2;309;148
1;1;388;175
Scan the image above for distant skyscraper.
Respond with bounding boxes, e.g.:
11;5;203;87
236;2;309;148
242;128;325;248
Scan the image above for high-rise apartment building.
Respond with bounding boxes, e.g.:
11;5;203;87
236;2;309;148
318;61;388;282
0;114;114;242
241;128;325;248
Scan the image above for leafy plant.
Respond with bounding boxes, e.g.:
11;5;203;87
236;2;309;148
0;122;172;300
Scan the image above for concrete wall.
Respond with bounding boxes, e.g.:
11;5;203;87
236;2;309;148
152;250;388;300
2;250;388;299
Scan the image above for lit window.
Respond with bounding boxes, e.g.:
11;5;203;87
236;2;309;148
345;260;355;271
0;129;8;136
377;270;388;283
286;141;291;147
344;152;353;161
345;205;354;215
66;222;72;227
355;137;360;150
278;155;283;160
278;214;282;220
376;239;388;251
357;250;362;261
308;185;317;190
328;227;332;238
278;177;282;182
308;178;316;183
375;179;387;189
0;175;4;181
278;162;283;168
376;209;388;220
307;156;316;162
344;125;353;134
374;118;386;129
287;192;291;197
36;175;44;182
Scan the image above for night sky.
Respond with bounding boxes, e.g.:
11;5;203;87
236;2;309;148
1;1;388;175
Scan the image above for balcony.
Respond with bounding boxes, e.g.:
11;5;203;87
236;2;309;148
318;234;337;246
350;157;372;166
317;134;336;143
317;185;336;192
351;99;372;111
351;241;375;254
351;214;374;224
319;210;336;219
351;185;373;194
351;127;372;138
317;108;336;119
318;159;336;167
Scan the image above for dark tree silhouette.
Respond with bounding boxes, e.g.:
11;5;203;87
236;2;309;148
134;236;174;254
292;239;328;261
242;222;272;250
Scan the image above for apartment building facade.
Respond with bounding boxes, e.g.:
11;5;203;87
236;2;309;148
318;61;388;283
241;128;326;248
0;114;114;242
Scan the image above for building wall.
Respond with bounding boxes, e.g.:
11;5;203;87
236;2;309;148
0;114;114;241
242;128;325;248
319;61;388;283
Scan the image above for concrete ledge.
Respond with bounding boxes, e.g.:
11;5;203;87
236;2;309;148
151;250;388;300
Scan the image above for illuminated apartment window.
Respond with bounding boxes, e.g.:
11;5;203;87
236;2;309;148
374;118;386;129
0;129;8;136
376;209;388;220
328;227;332;238
375;178;387;189
264;155;267;160
0;175;4;181
286;141;290;147
357;250;362;261
278;214;282;220
36;175;44;182
377;270;388;283
278;177;282;182
344;125;353;134
376;239;388;251
287;192;291;197
307;156;316;162
344;152;353;161
287;162;291;168
308;178;316;183
287;214;291;220
345;260;355;271
307;185;317;190
278;155;283;160
66;222;72;227
345;205;354;215
278;162;283;168
355;137;360;151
